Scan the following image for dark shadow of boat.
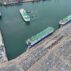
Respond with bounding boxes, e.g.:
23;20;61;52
25;21;30;25
0;16;2;18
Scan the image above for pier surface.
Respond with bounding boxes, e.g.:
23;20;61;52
0;32;8;64
0;0;39;5
0;22;71;71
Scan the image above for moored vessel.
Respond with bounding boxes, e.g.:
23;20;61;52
26;27;54;47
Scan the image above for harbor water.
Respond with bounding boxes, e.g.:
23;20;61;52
0;0;71;60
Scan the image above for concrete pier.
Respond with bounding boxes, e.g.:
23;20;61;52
0;22;71;71
0;31;8;64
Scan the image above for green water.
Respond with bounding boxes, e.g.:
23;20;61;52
0;0;71;60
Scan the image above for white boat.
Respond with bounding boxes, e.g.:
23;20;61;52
59;15;71;25
19;9;30;22
0;12;2;18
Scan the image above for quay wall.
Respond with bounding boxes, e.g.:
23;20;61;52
0;0;40;5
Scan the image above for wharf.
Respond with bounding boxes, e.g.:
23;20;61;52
0;0;40;5
0;31;8;64
0;22;71;71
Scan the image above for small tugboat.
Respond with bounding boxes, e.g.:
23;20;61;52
59;15;71;25
26;27;54;47
19;9;30;22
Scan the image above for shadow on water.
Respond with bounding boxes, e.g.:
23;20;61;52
25;22;30;25
0;16;2;19
0;12;2;20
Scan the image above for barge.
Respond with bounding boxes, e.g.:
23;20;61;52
0;12;2;19
59;15;71;25
0;31;8;63
26;27;54;47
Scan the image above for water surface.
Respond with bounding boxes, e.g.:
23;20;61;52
0;0;71;60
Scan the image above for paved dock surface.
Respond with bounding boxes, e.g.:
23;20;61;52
0;22;71;71
0;32;8;64
0;0;39;5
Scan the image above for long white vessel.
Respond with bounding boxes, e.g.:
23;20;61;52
19;9;30;22
59;15;71;25
26;27;54;47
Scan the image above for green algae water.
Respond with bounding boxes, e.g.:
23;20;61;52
0;0;71;60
